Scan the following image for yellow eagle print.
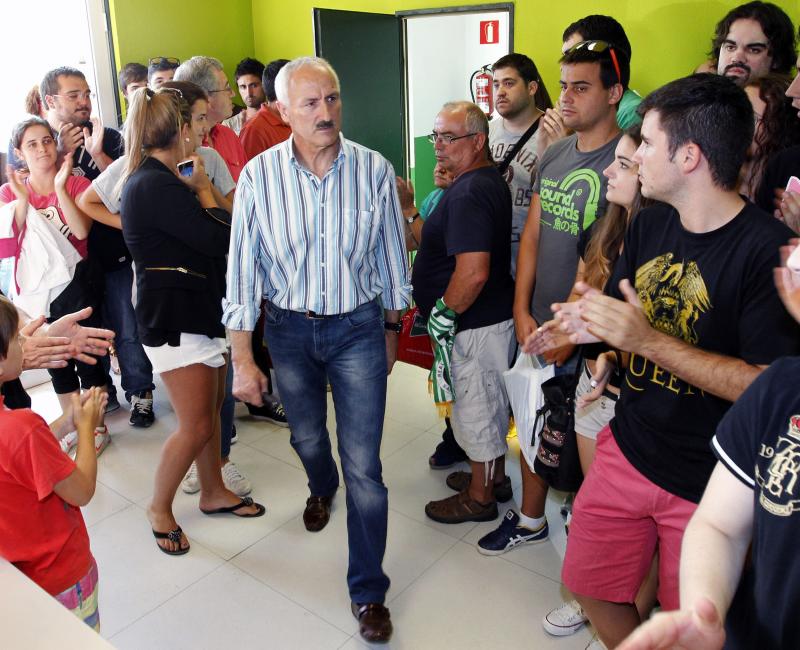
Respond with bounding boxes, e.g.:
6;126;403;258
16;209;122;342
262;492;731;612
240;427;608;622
635;253;712;344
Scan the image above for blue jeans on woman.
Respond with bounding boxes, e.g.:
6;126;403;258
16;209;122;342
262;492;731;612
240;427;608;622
263;299;390;604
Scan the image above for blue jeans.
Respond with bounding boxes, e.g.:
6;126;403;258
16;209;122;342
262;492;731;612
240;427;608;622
102;264;154;400
220;357;234;459
263;299;390;604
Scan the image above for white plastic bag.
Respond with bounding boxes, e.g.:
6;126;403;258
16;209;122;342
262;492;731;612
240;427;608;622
503;353;555;472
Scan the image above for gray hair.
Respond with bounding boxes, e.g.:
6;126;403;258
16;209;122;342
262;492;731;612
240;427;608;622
274;56;340;105
174;56;225;94
442;101;489;136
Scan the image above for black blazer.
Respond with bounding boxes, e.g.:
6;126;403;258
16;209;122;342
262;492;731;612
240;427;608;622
120;157;231;346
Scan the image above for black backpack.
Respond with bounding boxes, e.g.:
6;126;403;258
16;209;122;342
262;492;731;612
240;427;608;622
533;373;584;492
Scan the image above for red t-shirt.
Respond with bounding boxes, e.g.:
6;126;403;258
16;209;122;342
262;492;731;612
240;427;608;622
205;123;246;182
0;176;90;259
0;399;91;595
240;105;292;162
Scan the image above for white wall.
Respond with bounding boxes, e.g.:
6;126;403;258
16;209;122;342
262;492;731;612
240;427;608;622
406;9;509;163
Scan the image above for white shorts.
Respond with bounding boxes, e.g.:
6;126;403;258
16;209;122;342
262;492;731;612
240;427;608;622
450;319;515;462
143;333;227;375
573;361;618;440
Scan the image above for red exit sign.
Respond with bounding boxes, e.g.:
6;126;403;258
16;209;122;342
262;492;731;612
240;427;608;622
480;20;499;44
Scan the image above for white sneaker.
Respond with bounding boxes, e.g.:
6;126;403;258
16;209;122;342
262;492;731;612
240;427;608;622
182;462;200;494
59;431;78;458
222;461;252;496
585;633;607;650
93;426;111;458
542;599;588;636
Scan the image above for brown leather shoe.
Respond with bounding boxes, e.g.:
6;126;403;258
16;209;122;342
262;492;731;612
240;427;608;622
351;602;393;643
303;494;333;532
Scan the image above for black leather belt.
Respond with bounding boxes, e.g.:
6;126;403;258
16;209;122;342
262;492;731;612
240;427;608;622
302;310;341;319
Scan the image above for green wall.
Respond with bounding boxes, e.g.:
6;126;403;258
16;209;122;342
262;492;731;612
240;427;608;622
251;0;800;100
108;0;255;112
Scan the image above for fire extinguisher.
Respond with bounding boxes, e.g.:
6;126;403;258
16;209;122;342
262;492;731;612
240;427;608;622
470;65;494;116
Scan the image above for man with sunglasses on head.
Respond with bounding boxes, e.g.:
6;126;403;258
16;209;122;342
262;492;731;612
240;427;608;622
414;101;515;525
147;56;180;90
539;15;641;157
175;56;246;182
476;41;623;557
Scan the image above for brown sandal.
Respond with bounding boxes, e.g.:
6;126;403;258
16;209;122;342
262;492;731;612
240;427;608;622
425;489;498;524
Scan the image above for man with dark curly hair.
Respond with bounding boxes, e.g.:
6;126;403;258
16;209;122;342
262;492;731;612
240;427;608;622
710;1;796;86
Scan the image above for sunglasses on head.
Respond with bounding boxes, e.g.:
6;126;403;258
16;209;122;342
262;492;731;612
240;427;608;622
148;56;180;68
566;40;623;86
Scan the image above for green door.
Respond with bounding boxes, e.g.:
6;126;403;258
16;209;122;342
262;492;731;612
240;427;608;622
314;9;405;175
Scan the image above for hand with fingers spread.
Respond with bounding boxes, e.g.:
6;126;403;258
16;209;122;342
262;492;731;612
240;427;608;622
54;156;73;192
5;164;29;205
58;122;84;154
617;597;725;650
523;318;575;365
83;117;105;160
46;307;115;364
577;279;655;353
551;285;604;344
20;316;72;369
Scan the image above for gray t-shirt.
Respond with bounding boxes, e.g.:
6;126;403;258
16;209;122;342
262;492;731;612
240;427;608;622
530;132;621;324
489;116;542;278
92;146;235;213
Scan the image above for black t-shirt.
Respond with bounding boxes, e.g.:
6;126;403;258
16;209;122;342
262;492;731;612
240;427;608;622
712;357;800;650
608;201;800;502
412;166;514;331
8;128;128;271
754;145;800;215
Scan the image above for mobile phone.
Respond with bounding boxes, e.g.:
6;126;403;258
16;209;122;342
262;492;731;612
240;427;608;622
785;176;800;194
177;160;194;178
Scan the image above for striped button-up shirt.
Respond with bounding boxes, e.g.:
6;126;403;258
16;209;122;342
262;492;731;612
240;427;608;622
223;134;412;330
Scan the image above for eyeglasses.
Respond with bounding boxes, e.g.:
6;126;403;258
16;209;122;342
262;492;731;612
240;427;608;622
565;40;624;85
427;131;477;145
208;83;233;94
149;56;180;68
53;91;95;102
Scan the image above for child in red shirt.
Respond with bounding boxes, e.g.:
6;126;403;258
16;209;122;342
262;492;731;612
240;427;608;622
0;296;106;629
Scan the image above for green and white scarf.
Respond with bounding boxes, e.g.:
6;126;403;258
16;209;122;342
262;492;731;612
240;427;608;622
427;297;458;418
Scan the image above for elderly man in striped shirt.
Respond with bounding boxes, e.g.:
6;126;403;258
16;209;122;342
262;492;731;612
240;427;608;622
222;56;410;644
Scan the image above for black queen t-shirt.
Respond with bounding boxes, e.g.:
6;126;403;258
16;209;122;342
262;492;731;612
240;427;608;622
607;202;799;503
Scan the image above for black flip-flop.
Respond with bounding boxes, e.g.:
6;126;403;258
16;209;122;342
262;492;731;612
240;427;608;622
200;496;266;518
152;526;190;555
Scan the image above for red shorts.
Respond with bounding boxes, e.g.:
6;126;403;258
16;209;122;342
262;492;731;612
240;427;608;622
561;425;697;610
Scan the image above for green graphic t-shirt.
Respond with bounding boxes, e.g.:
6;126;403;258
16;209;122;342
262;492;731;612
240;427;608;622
530;133;621;323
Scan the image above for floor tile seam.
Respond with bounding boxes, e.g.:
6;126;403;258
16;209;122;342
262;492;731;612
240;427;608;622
104;537;227;641
385;505;475;542
379;425;434;461
453;538;564;587
225;555;356;637
383;511;462;606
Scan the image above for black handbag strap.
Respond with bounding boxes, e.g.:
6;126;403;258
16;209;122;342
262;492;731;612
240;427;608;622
496;117;540;176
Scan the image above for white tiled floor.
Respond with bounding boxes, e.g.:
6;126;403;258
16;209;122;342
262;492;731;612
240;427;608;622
27;362;594;649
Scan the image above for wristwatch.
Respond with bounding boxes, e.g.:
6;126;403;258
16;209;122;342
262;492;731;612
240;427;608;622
384;321;402;333
405;212;420;224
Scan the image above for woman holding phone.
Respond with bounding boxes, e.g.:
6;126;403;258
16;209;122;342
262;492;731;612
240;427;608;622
118;87;263;555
